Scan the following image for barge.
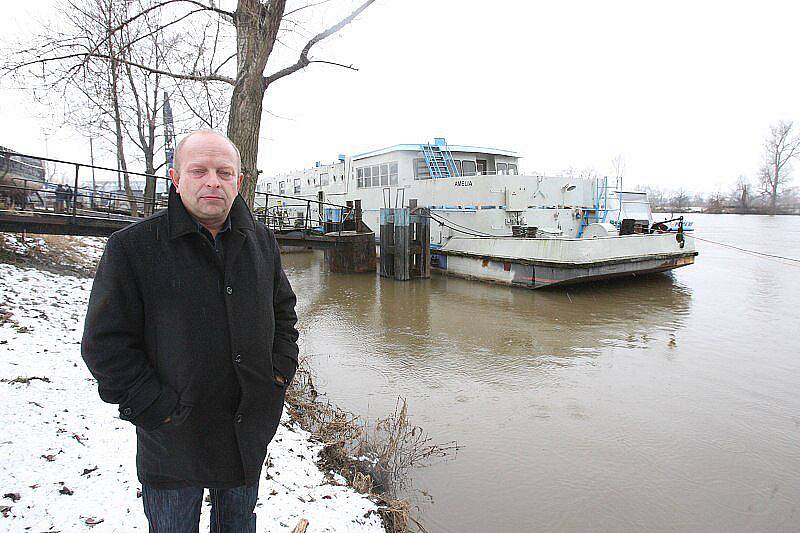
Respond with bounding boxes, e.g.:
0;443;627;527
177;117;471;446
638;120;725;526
258;138;696;288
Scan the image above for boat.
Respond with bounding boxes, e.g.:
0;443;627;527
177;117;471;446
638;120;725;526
0;147;45;209
257;138;697;288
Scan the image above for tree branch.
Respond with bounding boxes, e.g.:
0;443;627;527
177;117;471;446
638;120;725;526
119;0;234;27
6;52;235;85
308;59;357;71
263;0;375;88
117;8;206;58
212;52;237;75
70;0;233;75
284;0;334;18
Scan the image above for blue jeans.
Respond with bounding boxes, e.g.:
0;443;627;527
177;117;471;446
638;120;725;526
142;482;258;533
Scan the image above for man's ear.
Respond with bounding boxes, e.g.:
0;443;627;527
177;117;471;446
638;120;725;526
169;167;180;192
237;173;244;191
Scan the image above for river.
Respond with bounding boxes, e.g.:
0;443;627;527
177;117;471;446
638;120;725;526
281;213;800;532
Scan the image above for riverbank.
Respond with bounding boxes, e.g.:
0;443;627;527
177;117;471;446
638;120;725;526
0;233;385;532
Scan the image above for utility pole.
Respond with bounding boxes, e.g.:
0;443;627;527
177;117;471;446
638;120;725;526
163;91;175;185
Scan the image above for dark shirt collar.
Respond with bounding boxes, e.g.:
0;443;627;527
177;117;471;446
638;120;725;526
196;215;231;248
195;215;231;237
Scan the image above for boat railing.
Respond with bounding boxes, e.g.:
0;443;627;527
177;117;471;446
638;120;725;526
252;190;365;235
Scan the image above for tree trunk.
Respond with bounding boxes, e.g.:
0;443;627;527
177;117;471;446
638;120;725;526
227;78;264;208
112;68;138;217
227;0;286;209
144;152;157;215
106;0;138;217
771;161;779;215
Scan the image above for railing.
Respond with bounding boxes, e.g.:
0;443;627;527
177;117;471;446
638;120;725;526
0;150;172;219
412;169;520;180
1;150;364;236
252;190;361;235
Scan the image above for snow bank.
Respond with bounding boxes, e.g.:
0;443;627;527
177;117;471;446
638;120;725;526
0;252;383;532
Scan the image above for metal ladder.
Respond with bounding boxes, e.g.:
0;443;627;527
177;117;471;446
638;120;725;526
577;176;611;237
595;175;610;223
421;142;460;178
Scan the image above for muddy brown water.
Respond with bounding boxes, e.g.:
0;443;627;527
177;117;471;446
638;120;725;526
282;214;800;532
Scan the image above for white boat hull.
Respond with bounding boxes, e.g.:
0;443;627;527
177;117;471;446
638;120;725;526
432;233;696;288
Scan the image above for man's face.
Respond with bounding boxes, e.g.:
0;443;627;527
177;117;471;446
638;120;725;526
169;133;244;226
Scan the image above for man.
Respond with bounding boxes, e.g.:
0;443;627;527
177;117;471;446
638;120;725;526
54;184;66;213
64;183;73;210
81;130;299;532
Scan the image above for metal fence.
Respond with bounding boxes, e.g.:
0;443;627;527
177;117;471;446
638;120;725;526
1;150;359;234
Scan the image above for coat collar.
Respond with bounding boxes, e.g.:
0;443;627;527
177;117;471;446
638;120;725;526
167;184;255;240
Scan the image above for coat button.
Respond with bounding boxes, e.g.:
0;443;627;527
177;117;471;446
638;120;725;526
235;413;243;424
234;354;242;364
225;286;233;295
122;407;132;416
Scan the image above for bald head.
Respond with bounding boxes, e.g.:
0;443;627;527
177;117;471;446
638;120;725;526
173;129;241;176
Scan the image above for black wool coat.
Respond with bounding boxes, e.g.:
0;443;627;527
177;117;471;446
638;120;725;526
81;187;299;488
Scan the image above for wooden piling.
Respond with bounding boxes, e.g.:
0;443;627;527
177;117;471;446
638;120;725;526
324;231;376;273
379;207;430;281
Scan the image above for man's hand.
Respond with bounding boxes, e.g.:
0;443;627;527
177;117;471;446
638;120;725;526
163;415;172;424
275;373;286;386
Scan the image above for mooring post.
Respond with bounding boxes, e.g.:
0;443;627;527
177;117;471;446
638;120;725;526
379;207;430;281
394;208;411;281
354;199;363;232
323;231;376;273
414;207;431;279
379;208;395;278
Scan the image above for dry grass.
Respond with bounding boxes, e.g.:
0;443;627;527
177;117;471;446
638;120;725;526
0;233;105;277
356;398;458;496
286;357;458;533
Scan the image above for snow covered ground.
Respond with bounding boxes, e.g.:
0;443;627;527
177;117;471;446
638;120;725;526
0;236;384;532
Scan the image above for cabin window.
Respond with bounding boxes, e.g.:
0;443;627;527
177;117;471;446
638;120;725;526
414;158;431;179
356;161;399;187
265;183;272;193
278;181;285;194
507;163;518;175
462;160;477;176
379;164;389;186
496;162;508;174
293;178;301;194
454;160;463;176
320;173;329;186
476;160;487;175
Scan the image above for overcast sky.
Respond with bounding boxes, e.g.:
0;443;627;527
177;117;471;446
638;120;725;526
2;0;800;192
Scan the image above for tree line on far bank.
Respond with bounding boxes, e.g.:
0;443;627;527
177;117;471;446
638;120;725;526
637;120;800;215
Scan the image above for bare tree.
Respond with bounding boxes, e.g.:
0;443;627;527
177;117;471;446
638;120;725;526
4;0;377;208
759;120;800;215
705;189;725;214
732;175;751;212
562;166;598;180
610;154;625;190
669;188;691;211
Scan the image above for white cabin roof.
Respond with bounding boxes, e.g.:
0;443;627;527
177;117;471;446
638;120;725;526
351;143;520;161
